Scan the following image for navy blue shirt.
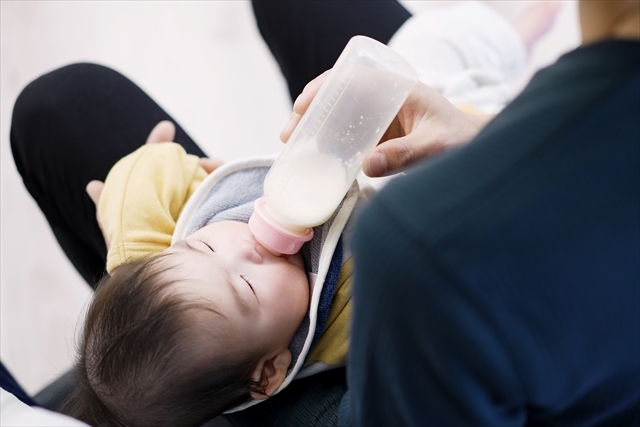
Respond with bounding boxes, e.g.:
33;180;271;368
344;40;640;426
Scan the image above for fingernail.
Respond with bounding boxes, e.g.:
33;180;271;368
293;92;307;112
368;152;387;176
293;96;302;112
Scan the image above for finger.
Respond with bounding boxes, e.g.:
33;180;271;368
293;70;330;115
86;180;105;205
146;120;176;145
198;157;225;174
281;70;331;143
280;111;303;143
362;135;423;178
363;131;453;177
363;139;418;178
362;150;389;178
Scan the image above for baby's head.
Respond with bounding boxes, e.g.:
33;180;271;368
68;221;310;426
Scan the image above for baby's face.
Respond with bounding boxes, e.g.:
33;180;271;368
166;220;310;354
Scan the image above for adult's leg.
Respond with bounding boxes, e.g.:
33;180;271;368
10;63;204;287
252;0;412;101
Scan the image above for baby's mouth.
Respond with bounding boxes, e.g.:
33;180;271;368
253;239;284;257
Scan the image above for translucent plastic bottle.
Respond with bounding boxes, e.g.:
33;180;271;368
249;35;418;254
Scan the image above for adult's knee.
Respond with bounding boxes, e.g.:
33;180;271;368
12;63;119;139
10;63;127;171
13;63;112;141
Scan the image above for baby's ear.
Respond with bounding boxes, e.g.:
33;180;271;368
249;348;292;400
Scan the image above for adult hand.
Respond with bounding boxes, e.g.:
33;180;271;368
281;71;494;177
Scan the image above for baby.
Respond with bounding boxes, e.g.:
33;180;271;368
68;140;355;427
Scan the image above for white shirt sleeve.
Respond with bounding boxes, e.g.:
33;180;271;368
1;388;88;427
388;1;527;114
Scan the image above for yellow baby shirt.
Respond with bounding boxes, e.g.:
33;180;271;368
99;143;207;274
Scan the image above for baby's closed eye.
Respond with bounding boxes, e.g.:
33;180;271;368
198;239;215;252
241;276;257;297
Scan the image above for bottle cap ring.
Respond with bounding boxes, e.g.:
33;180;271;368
248;198;314;255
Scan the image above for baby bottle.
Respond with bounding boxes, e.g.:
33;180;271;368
249;35;418;255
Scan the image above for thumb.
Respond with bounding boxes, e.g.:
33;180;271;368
362;137;417;177
86;180;105;205
363;128;455;177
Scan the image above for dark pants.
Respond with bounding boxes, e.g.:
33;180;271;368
0;361;38;407
9;1;410;424
253;0;411;101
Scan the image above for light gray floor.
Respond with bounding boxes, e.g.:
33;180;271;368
1;1;580;395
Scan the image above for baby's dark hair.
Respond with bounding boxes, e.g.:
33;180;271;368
64;254;266;427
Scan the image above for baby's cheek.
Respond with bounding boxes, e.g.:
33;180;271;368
294;276;311;316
